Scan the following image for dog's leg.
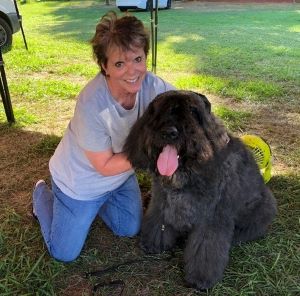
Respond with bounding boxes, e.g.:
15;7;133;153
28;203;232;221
140;203;179;254
233;188;277;245
184;213;234;290
140;181;179;254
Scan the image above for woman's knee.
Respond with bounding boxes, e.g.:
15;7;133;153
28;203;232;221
117;216;141;237
50;245;81;262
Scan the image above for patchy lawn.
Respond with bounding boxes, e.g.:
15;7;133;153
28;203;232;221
0;1;299;295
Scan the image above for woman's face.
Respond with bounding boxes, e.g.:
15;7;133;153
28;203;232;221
102;45;147;99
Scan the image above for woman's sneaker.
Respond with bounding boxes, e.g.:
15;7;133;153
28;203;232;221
35;179;46;188
32;180;46;219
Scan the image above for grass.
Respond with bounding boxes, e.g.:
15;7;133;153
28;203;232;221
10;78;82;101
0;0;299;295
213;106;251;132
177;74;284;102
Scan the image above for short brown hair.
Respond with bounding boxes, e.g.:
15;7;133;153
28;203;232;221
91;11;150;75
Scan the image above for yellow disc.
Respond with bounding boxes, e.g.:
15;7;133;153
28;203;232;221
240;134;272;183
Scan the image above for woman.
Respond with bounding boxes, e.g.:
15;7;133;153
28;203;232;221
32;11;174;262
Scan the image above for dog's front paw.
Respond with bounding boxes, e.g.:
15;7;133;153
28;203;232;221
140;223;177;254
184;246;225;290
140;238;161;254
184;274;217;291
140;224;165;254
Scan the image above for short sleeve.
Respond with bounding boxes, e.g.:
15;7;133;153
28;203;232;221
72;93;112;152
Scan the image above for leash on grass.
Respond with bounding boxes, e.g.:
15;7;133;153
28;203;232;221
85;252;176;295
92;279;125;295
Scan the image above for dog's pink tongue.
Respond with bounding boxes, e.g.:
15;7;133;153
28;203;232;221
157;145;178;176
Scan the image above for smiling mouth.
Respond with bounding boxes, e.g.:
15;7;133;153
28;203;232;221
125;77;139;83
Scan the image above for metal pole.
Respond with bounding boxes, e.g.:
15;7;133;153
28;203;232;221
154;0;158;73
150;1;155;73
0;48;15;124
13;0;28;50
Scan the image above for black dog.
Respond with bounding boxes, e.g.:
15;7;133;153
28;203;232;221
124;90;277;290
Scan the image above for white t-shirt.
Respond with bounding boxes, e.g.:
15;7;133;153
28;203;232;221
49;72;175;200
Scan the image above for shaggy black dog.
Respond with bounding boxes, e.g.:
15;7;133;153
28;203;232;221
123;90;277;290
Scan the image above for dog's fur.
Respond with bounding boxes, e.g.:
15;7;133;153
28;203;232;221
124;90;277;290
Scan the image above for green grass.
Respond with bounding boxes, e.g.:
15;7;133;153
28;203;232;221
155;5;300;102
0;1;299;295
177;74;284;102
34;134;62;156
0;106;39;126
0;208;64;295
10;78;82;101
5;1;300;104
213;106;251;132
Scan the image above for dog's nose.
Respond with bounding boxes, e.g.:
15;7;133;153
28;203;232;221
161;126;178;140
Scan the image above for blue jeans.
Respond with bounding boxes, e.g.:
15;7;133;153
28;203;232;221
32;174;142;262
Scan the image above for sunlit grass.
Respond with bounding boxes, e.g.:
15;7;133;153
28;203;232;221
57;63;98;77
9;78;82;101
4;1;299;105
176;73;284;102
155;7;299;102
213;106;252;132
0;107;39;126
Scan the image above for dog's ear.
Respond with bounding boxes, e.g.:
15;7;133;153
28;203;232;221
192;92;211;113
191;91;230;151
123;104;155;170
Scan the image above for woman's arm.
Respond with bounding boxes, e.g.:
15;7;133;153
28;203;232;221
84;148;132;176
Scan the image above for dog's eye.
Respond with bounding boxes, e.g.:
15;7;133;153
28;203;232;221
170;105;180;115
190;107;202;124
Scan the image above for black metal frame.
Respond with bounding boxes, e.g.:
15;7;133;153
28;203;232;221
0;0;28;124
13;0;28;50
0;48;15;124
150;0;158;73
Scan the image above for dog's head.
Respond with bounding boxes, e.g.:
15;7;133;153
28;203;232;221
123;90;229;176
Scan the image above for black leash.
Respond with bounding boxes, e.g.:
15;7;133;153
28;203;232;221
92;279;125;295
85;253;175;295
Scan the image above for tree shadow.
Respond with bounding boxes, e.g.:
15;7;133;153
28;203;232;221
0;123;60;214
0;119;299;295
39;1;116;43
267;174;300;247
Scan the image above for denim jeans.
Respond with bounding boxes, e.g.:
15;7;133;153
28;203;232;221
32;174;142;262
